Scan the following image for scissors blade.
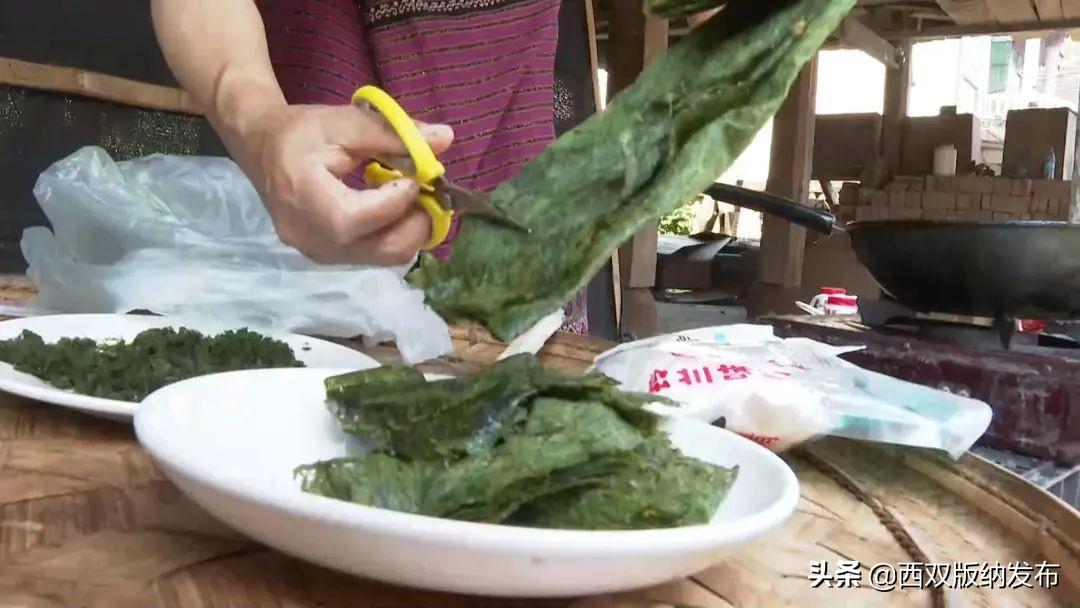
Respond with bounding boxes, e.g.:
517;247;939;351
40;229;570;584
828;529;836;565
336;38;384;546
436;178;531;234
372;155;530;234
373;154;420;179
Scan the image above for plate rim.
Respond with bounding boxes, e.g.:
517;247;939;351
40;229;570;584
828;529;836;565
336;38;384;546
0;313;378;419
134;366;802;556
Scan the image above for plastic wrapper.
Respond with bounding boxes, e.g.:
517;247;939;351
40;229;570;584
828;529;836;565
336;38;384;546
20;146;452;364
592;325;992;458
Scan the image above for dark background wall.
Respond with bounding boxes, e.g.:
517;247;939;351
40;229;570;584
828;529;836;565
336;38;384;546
0;0;176;86
0;0;227;274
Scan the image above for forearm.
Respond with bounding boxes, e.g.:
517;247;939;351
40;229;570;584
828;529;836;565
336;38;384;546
150;0;285;159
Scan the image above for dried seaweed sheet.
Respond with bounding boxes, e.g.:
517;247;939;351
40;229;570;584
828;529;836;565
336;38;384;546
324;354;664;461
410;0;854;341
513;435;739;530
298;356;737;530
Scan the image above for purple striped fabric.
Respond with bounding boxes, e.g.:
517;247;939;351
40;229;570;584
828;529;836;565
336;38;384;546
257;0;588;336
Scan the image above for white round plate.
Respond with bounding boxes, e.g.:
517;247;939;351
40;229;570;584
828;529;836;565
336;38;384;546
0;314;378;420
135;367;800;598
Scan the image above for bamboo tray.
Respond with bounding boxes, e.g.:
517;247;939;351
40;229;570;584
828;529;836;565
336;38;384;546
0;279;1078;606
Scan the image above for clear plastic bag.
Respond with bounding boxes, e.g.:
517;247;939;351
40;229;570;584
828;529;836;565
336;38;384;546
20;146;452;364
593;325;992;458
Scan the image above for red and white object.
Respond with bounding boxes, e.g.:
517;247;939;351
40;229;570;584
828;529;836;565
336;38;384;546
808;287;857;315
1017;319;1047;333
592;325;992;458
809;286;846;308
821;294;858;315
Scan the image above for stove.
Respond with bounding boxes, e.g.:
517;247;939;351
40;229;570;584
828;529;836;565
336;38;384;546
856;298;1080;355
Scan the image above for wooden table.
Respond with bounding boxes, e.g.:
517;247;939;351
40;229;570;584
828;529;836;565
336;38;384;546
1;281;1078;606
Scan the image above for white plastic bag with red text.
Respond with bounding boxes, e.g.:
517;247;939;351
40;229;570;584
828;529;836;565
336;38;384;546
592;325;992;458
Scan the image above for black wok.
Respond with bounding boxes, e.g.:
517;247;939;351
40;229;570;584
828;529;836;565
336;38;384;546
847;220;1080;320
703;183;1080;320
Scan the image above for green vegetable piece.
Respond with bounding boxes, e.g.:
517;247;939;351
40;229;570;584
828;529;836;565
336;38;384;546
423;433;634;523
409;0;854;341
325;365;427;404
523;397;645;453
299;397;647;523
324;355;543;462
0;327;303;401
516;435;739;530
323;354;664;461
301;354;730;530
296;453;437;514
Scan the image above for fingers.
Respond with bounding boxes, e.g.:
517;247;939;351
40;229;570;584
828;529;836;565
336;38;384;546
287;166;433;265
322;104;454;157
362;209;433;266
311;170;421;243
258;102;449;267
298;208;432;267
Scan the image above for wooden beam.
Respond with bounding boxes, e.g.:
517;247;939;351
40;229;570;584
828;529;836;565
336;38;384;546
1072;66;1080;221
985;0;1039;22
836;17;900;68
883;17;1080;39
0;56;199;115
935;0;996;24
1065;0;1080;19
881;42;912;174
759;57;818;288
643;10;669;65
1035;0;1065;20
585;0;603;113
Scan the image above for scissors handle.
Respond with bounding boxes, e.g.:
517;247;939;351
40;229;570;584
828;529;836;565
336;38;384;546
364;163;453;251
351;86;444;185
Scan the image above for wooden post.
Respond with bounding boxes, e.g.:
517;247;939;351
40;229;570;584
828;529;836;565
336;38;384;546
584;0;623;332
881;42;912;174
761;57;818;285
750;56;818;316
608;0;667;338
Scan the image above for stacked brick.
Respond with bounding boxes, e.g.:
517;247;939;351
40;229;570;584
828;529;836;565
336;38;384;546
840;177;1072;223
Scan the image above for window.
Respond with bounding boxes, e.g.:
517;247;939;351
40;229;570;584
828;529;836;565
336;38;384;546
989;40;1011;93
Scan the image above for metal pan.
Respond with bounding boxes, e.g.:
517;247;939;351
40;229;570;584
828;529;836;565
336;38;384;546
704;183;1080;320
847;219;1080;320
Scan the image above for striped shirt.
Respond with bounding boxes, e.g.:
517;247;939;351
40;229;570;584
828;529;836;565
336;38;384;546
257;0;588;335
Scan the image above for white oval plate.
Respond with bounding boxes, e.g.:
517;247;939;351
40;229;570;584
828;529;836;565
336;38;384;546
0;314;377;420
135;367;800;598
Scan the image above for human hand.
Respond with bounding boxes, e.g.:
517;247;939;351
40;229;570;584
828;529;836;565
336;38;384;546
228;102;453;266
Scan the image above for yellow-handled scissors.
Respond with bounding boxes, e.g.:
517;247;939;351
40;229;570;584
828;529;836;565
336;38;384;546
351;85;530;250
